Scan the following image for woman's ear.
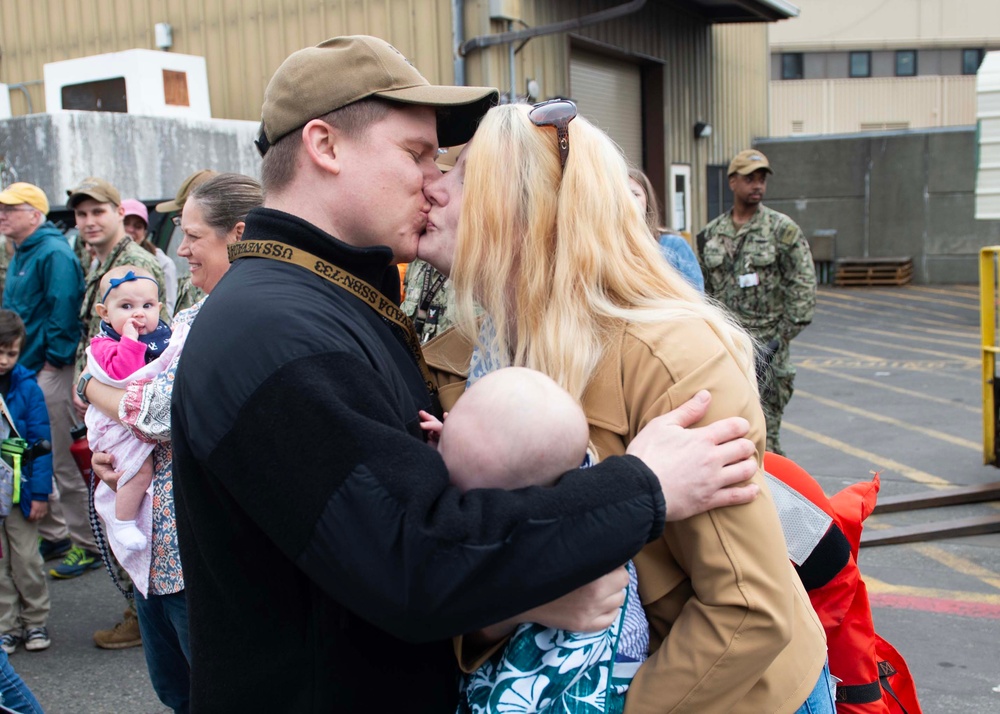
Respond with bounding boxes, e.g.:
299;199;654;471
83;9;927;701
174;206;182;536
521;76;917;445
229;221;245;242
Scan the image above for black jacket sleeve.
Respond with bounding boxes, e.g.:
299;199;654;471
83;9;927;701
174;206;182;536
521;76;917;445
205;351;665;642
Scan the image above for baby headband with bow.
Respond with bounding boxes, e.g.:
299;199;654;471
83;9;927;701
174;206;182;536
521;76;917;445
102;270;160;303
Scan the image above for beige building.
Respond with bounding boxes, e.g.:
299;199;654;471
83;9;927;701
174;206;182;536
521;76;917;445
0;0;797;232
769;0;1000;136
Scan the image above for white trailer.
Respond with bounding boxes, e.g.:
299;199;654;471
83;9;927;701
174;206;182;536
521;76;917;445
978;51;1000;220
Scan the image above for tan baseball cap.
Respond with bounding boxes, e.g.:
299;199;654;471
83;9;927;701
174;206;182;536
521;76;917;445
728;149;772;176
435;144;466;172
256;36;498;156
0;182;49;215
155;169;219;213
67;177;121;208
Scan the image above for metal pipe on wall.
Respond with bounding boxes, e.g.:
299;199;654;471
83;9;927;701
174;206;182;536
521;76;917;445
452;0;466;86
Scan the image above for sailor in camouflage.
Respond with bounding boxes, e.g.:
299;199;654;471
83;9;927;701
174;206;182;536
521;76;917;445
697;149;816;455
401;259;456;343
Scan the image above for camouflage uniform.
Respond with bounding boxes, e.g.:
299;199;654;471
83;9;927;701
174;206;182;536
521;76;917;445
173;276;206;316
698;204;816;455
401;259;457;343
75;236;170;380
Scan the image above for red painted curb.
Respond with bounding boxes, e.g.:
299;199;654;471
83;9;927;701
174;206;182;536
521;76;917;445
870;592;1000;619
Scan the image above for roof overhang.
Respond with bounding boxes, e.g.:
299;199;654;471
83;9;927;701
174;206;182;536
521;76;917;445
667;0;800;23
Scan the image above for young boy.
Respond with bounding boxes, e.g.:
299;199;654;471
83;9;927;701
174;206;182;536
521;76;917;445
420;367;649;714
0;310;53;654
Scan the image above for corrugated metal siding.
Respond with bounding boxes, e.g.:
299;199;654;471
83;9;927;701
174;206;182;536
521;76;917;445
570;50;643;164
460;1;770;232
2;0;772;229
711;24;770;160
770;76;978;136
0;0;454;121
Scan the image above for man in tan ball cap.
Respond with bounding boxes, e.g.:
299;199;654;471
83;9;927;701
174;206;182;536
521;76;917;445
167;35;759;712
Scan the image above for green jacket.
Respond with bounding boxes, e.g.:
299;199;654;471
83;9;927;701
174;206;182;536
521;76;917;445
3;222;85;372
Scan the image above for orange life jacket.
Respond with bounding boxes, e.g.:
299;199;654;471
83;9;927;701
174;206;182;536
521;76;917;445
764;453;923;714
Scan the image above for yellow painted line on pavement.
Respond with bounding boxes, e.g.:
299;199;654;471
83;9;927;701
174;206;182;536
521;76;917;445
795;341;978;381
909;543;1000;591
813;307;978;338
863;576;1000;605
794;363;980;415
849;325;977;351
794;390;980;451
814;302;973;330
904;284;979;297
820;289;978;313
827;334;979;365
782;421;952;487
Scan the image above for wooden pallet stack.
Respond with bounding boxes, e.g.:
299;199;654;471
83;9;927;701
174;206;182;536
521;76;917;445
834;256;913;286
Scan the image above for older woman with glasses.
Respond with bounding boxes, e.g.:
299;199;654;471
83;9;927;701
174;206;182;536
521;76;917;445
421;102;832;714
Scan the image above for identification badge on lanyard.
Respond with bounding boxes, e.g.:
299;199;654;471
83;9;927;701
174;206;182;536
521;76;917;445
738;272;760;288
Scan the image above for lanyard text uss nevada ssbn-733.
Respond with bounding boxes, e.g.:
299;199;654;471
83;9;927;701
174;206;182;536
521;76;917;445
228;240;439;398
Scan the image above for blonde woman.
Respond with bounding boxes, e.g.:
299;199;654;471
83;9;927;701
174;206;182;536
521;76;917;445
422;102;831;714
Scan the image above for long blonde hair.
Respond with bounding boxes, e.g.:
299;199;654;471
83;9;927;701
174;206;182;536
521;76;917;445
452;103;755;400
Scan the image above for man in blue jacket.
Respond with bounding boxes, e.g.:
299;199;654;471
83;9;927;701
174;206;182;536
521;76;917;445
0;183;86;570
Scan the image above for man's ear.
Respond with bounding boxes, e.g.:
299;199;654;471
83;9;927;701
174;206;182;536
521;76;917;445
301;119;343;176
95;303;109;321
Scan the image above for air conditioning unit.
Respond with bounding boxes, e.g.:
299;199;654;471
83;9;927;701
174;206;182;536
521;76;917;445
43;49;211;120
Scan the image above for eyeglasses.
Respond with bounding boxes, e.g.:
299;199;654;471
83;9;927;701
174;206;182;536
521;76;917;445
528;99;578;169
0;205;34;215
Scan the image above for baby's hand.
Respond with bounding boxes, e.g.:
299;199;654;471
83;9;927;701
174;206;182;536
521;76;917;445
122;317;141;341
418;409;445;448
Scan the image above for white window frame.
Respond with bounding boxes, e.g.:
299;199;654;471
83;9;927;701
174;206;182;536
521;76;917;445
670;164;692;233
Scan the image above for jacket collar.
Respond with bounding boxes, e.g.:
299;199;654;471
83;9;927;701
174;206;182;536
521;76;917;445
243;208;400;301
424;322;631;436
14;221;64;252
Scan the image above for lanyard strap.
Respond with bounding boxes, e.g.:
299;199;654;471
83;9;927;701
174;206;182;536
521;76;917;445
228;240;439;397
417;267;447;313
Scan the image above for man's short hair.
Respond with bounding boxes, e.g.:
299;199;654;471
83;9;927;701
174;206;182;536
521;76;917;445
259;98;392;193
0;310;27;349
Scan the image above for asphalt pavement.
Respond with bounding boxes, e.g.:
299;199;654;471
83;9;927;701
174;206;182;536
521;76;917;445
5;283;999;713
783;283;1000;714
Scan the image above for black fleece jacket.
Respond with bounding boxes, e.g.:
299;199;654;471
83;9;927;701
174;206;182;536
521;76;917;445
171;208;666;712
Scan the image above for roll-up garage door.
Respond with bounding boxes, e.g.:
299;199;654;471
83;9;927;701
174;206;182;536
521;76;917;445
569;50;643;166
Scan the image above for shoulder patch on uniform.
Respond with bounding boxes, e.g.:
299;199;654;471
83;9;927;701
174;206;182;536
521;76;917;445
778;222;800;246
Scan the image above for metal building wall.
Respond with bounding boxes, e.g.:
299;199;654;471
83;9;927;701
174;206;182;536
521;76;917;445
770;76;978;136
711;24;770;163
460;1;771;232
0;0;455;121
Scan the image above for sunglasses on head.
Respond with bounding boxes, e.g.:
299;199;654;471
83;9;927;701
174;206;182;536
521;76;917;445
528;99;578;169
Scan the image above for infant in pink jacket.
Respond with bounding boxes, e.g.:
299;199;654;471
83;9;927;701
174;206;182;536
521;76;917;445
86;266;179;552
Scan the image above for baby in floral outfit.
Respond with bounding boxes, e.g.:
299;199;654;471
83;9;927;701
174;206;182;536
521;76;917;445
420;366;649;714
